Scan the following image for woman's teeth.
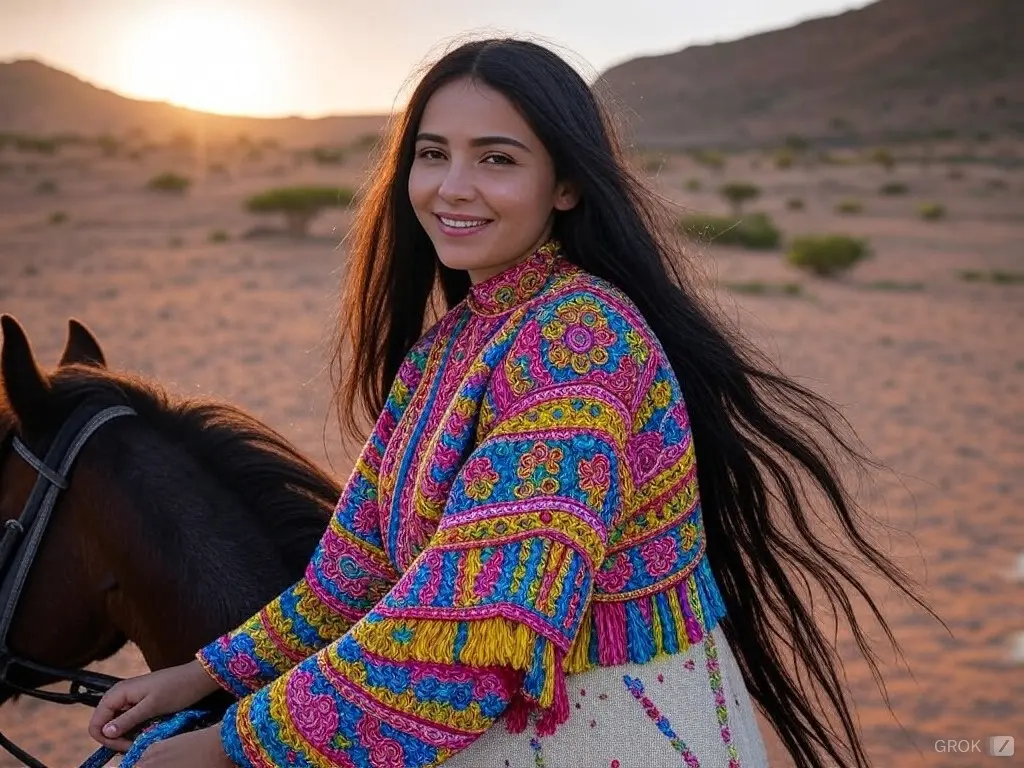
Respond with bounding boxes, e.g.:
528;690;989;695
440;217;488;228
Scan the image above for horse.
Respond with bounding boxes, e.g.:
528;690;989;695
0;313;341;765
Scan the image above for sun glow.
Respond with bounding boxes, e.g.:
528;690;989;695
119;8;286;116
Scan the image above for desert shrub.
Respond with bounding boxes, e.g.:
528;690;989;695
869;148;895;172
311;146;345;165
209;162;229;175
35;179;58;195
786;235;870;277
786;197;805;211
719;182;761;215
836;199;863;215
784;135;809;152
168;235;184;248
14;135;58;155
723;280;803;297
352;133;380;150
948;168;965;180
640;154;663;173
958;269;1024;285
209;229;230;243
685;178;702;192
49;211;68;225
146;172;191;194
689;149;726;172
678;212;781;251
773;149;795;169
245;185;355;236
919;202;946;221
879;182;908;195
96;135;121;157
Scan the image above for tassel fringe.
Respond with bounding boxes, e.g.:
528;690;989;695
365;559;724;738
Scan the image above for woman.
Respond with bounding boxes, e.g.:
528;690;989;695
88;37;925;768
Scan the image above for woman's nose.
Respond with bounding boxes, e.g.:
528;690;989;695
437;163;475;203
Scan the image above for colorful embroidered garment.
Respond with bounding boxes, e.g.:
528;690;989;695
196;240;733;767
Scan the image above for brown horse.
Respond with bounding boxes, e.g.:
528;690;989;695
0;314;339;755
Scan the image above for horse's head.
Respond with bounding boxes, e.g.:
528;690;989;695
0;315;124;704
0;314;337;708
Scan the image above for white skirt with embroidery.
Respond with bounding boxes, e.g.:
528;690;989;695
443;626;769;768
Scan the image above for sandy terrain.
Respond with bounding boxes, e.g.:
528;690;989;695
0;138;1021;767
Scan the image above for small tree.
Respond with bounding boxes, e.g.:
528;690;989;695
245;186;355;237
719;182;761;216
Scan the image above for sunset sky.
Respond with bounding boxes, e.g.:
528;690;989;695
2;0;868;117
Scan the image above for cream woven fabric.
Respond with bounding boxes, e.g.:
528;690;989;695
445;626;769;768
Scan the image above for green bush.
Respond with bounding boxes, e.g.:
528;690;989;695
919;203;946;221
146;172;191;193
685;178;702;192
869;148;895;172
678;212;781;250
786;235;870;277
836;199;863;215
773;148;796;169
689;149;726;171
49;211;68;226
209;229;230;243
311;146;345;165
879;182;908;195
719;182;761;215
245;185;356;236
786;197;805;211
35;179;58;195
13;135;58;155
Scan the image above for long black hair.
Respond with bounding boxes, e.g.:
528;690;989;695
332;36;935;768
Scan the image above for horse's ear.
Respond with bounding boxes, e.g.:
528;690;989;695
60;318;106;368
0;314;50;423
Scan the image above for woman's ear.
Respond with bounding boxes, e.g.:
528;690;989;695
553;180;580;211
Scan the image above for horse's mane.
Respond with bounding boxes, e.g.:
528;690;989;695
21;365;340;572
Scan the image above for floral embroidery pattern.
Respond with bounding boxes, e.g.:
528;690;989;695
623;675;701;768
706;635;742;768
542;295;618;374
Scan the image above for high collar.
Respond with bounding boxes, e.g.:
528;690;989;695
466;240;562;316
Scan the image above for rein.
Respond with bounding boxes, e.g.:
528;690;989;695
0;402;136;768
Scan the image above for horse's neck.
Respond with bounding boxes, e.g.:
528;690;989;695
96;428;300;669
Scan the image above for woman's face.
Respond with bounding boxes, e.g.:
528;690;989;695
407;76;578;284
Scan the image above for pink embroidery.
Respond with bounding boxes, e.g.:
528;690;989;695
226;652;260;682
640;536;677;578
286;669;342;750
597;552;634;591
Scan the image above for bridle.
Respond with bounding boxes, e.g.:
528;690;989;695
0;401;137;768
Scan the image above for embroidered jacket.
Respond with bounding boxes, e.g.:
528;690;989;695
196;240;728;767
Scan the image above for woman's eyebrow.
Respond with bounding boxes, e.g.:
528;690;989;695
415;133;531;152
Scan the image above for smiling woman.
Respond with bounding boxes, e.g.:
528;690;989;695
117;7;285;116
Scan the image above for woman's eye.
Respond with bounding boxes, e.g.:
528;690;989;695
417;148;445;160
483;154;515;165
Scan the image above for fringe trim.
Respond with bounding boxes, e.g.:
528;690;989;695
356;614;571;732
361;556;726;739
565;556;727;673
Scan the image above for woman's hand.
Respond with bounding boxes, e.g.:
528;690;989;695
133;725;234;767
87;660;221;752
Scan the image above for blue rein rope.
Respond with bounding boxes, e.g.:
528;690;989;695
79;708;219;768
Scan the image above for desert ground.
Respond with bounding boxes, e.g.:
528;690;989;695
0;134;1021;767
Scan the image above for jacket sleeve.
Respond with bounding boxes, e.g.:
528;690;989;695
216;383;632;767
193;364;421;697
